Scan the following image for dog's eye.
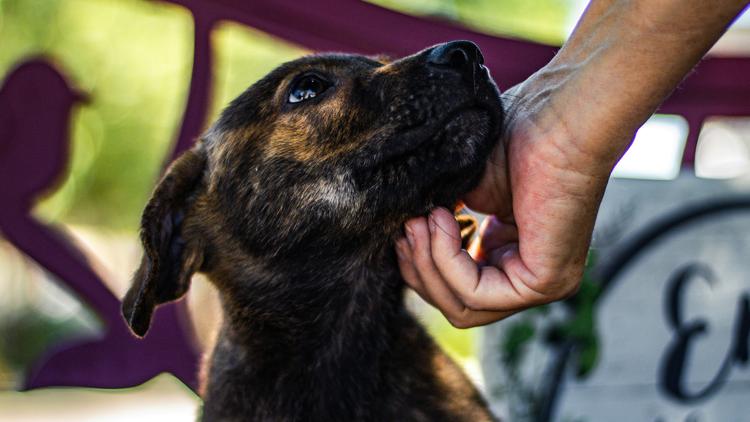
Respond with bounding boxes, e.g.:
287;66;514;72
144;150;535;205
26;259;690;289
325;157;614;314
288;75;330;103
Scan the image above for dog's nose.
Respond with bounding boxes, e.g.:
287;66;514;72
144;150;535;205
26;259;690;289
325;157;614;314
426;40;484;74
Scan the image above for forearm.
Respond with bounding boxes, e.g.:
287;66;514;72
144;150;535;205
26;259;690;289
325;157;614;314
395;0;750;328
519;0;749;172
491;0;749;293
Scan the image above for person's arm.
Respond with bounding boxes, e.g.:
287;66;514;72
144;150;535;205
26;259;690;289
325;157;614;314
529;0;748;166
396;0;750;328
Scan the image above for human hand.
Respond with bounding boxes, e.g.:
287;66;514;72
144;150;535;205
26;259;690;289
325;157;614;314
395;77;614;328
395;0;748;328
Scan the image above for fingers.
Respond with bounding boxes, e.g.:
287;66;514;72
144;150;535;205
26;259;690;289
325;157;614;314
428;208;483;302
429;208;545;311
405;216;469;318
397;211;514;328
395;237;434;307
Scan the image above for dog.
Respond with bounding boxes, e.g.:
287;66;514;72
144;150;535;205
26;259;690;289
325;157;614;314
122;40;503;421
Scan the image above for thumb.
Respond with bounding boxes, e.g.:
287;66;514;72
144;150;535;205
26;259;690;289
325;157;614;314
463;141;512;219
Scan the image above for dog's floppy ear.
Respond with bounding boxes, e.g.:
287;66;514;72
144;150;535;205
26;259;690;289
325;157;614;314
122;148;206;337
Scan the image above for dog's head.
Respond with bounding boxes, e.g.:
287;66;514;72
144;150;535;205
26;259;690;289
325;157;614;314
122;41;502;336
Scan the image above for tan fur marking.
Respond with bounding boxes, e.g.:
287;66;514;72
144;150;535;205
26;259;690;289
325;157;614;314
432;352;495;421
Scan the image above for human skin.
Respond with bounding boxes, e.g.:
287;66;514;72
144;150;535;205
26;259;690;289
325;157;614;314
396;0;750;328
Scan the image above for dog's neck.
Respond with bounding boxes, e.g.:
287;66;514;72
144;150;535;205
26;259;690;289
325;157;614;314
198;223;494;422
201;236;423;419
219;238;403;345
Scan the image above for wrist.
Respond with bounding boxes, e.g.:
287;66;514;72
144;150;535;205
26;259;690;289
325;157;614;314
506;60;629;179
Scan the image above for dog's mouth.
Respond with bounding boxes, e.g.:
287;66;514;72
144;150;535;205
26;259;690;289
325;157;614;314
381;106;489;165
341;104;498;225
352;104;498;183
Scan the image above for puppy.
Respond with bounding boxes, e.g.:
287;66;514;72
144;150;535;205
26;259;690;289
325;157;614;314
122;40;503;421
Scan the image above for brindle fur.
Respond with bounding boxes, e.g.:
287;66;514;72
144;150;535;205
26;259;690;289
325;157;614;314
122;41;503;421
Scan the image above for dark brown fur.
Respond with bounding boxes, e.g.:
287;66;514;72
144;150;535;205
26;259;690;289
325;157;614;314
122;41;503;421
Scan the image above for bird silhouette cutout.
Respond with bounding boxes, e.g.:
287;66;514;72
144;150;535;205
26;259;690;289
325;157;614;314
0;58;199;390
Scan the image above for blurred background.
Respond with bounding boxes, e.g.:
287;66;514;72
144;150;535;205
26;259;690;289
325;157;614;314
1;0;749;421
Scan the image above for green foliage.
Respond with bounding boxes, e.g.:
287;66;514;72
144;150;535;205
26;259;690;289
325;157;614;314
0;307;97;380
502;249;602;379
211;22;306;119
502;319;535;368
560;249;601;378
367;0;572;44
549;277;600;378
1;0;194;230
495;248;603;420
0;0;305;232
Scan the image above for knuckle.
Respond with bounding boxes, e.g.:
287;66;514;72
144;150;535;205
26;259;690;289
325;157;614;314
446;316;473;329
445;310;474;329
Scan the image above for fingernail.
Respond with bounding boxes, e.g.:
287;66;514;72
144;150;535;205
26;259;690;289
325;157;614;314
405;225;415;248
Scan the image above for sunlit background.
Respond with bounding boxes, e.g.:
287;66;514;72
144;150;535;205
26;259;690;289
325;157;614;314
1;0;749;420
